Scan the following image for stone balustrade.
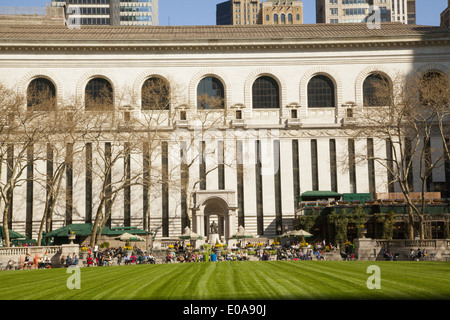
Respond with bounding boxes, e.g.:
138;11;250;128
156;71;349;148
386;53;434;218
355;238;450;261
0;244;80;268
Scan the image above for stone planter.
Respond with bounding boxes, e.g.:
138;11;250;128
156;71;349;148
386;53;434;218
361;229;368;238
68;234;76;244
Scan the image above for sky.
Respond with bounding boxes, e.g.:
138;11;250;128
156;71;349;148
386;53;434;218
0;0;447;26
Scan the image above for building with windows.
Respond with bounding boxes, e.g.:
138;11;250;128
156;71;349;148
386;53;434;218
51;0;158;26
316;0;415;24
216;0;303;25
0;23;448;245
0;5;65;26
261;0;303;25
216;0;262;25
441;0;450;28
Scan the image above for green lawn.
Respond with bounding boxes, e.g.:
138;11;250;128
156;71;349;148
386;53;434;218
0;261;448;300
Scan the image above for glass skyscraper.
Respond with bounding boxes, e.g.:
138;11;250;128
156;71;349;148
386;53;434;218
51;0;158;26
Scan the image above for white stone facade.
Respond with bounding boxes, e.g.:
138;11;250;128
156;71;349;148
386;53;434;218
0;23;449;243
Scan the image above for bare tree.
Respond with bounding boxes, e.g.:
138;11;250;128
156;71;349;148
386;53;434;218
34;101;88;246
346;71;449;239
171;94;228;229
0;83;47;247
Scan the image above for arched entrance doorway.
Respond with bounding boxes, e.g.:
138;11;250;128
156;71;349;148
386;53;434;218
203;198;228;240
191;190;238;243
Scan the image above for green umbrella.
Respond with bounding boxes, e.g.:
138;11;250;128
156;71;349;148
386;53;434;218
179;227;200;241
232;226;254;239
115;232;145;242
280;230;294;238
289;229;313;238
179;227;201;253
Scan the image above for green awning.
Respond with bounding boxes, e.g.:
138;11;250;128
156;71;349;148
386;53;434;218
299;191;342;201
44;223;94;238
106;226;147;236
0;226;27;239
44;223;148;238
12;238;37;245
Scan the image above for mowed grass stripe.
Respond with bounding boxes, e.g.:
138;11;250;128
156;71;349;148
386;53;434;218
369;262;450;299
272;261;354;299
0;261;448;300
106;264;187;300
279;261;372;299
241;262;291;299
0;269;69;300
236;261;289;299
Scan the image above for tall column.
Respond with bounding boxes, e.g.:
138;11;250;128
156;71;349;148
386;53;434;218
355;138;370;193
393;0;398;21
317;138;331;192
299;139;312;194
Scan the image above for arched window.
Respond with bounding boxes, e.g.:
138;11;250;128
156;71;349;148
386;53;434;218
197;76;225;109
419;71;448;106
266;14;269;21
252;76;280;109
27;78;56;110
288;13;292;23
363;73;391;107
281;14;285;23
307;75;335;108
274;14;278;23
296;14;300;20
142;77;170;110
85;78;113;111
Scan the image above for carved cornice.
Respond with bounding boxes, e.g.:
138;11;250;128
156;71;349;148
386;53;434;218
1;38;449;53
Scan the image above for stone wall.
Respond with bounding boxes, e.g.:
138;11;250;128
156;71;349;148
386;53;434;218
354;238;450;261
0;244;79;269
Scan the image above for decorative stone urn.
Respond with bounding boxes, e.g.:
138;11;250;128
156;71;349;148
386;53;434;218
68;234;76;244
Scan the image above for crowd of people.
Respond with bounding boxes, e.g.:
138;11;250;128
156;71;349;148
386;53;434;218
162;240;330;263
81;246;156;267
408;248;429;261
2;238;438;271
60;253;79;267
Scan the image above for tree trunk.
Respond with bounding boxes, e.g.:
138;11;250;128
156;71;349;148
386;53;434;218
406;205;415;239
89;197;106;247
2;203;10;248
